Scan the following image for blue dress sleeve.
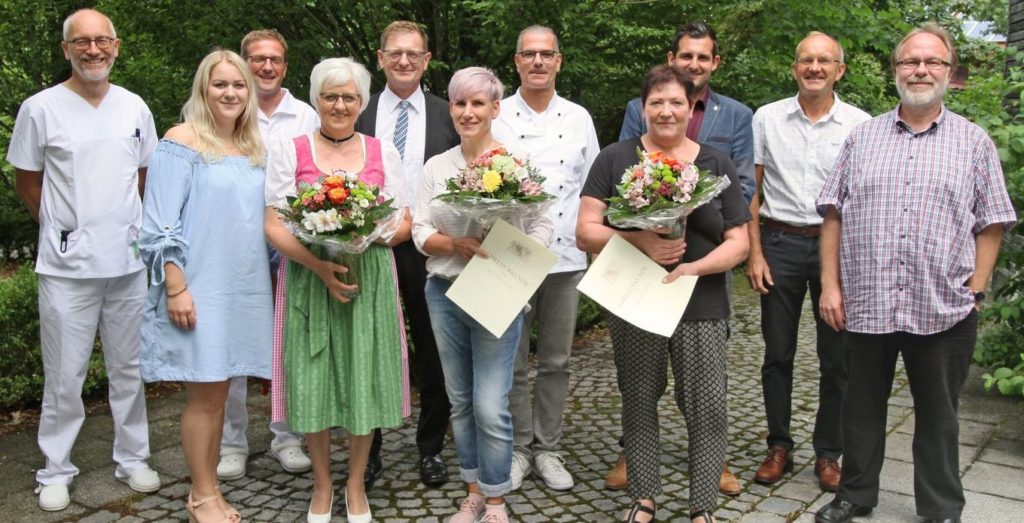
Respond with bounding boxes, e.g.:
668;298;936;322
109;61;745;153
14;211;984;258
140;140;196;285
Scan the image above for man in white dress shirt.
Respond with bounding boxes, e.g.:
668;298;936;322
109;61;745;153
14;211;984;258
747;32;870;492
6;8;161;512
491;25;600;492
217;29;319;481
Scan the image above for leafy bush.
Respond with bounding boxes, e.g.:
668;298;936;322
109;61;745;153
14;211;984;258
0;264;108;411
948;46;1024;401
576;294;605;334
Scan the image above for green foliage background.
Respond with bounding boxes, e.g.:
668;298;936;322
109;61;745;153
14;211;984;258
0;0;1020;406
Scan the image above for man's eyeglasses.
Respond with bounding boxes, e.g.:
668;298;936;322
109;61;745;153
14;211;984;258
67;37;116;50
382;50;427;64
246;55;285;67
517;50;558;62
895;59;951;71
795;56;841;66
321;93;360;106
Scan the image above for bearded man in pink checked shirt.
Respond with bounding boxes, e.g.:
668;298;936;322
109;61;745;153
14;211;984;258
813;23;1016;523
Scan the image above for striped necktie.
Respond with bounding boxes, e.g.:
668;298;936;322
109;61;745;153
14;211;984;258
394;100;411;159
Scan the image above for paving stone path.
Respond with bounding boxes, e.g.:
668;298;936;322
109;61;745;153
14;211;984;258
1;284;1022;522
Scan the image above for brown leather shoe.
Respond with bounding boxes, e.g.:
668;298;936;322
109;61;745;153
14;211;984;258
605;453;627;491
754;445;793;484
719;464;741;496
815;457;841;492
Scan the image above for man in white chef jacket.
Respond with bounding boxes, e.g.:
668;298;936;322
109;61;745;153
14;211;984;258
6;8;161;512
491;25;600;492
216;28;319;482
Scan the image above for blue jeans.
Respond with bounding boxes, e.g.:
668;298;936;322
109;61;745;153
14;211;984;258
425;277;522;497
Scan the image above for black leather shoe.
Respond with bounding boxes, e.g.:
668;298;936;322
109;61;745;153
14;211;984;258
923;519;960;523
364;454;383;490
815;498;872;523
419;454;448;487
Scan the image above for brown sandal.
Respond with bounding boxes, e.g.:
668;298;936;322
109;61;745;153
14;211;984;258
214;487;241;523
690;509;716;523
623;500;656;522
187;491;235;523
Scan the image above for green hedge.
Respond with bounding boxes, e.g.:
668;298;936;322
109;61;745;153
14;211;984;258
0;264;108;411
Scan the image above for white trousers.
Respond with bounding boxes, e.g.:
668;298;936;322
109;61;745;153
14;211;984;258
221;376;303;453
36;271;151;485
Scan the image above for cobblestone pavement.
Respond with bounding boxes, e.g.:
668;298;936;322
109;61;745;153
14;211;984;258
1;284;1022;522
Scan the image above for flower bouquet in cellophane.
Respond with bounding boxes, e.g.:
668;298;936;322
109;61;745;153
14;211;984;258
432;147;554;227
604;148;731;238
277;171;402;297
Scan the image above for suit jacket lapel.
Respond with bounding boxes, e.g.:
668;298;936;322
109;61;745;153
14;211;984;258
698;90;721;143
356;93;380;136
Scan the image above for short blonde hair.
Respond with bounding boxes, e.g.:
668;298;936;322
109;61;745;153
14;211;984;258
380;21;429;50
182;50;264;165
241;29;288;60
891;22;957;69
448;66;504;103
795;31;845;64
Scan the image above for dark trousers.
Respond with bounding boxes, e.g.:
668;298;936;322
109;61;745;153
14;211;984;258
759;229;847;458
839;311;977;519
371;241;451;459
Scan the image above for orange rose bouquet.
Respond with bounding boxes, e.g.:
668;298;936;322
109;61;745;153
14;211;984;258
278;171;401;296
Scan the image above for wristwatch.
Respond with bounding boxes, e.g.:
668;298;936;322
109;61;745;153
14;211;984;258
974;291;986;303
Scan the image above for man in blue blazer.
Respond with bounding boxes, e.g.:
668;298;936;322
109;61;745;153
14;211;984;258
609;21;752;497
354;20;460;490
618;22;755;204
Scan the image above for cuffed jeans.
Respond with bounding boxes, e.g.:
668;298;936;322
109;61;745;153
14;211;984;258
510;270;583;457
758;229;847;458
426;277;521;498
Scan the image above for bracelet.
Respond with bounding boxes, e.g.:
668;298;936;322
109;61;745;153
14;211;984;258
167;284;188;298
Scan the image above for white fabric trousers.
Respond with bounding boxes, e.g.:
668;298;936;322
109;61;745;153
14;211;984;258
221;376;302;453
36;271;151;485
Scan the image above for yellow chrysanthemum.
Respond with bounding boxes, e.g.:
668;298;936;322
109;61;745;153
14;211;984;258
482;170;502;192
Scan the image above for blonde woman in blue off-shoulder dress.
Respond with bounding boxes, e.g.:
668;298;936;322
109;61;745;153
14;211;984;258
139;49;271;523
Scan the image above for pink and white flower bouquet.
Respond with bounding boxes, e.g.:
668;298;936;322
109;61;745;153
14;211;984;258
432;147;554;225
604;148;731;238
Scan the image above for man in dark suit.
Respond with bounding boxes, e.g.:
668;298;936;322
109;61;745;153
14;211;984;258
612;21;754;497
354;20;459;489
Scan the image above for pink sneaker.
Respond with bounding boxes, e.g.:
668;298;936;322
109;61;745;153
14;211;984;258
448;493;486;523
480;504;510;523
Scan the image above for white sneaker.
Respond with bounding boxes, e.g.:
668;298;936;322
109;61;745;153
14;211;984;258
271;441;312;473
36;484;70;511
510;449;532;490
217;448;248;480
121;466;161;493
534;451;574;490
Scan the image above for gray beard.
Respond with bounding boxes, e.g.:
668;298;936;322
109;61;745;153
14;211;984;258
73;58;114;82
897;80;947;108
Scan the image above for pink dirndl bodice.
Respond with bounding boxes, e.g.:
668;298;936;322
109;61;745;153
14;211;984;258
270;134;411;423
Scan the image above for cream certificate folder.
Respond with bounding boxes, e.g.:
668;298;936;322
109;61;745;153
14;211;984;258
577;234;698;337
447;219;558;338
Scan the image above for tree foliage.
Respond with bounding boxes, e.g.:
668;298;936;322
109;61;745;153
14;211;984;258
0;0;1019;405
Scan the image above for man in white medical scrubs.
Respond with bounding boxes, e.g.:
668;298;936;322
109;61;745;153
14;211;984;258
6;8;161;512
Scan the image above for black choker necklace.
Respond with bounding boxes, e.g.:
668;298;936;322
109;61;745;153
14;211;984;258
319;130;356;147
